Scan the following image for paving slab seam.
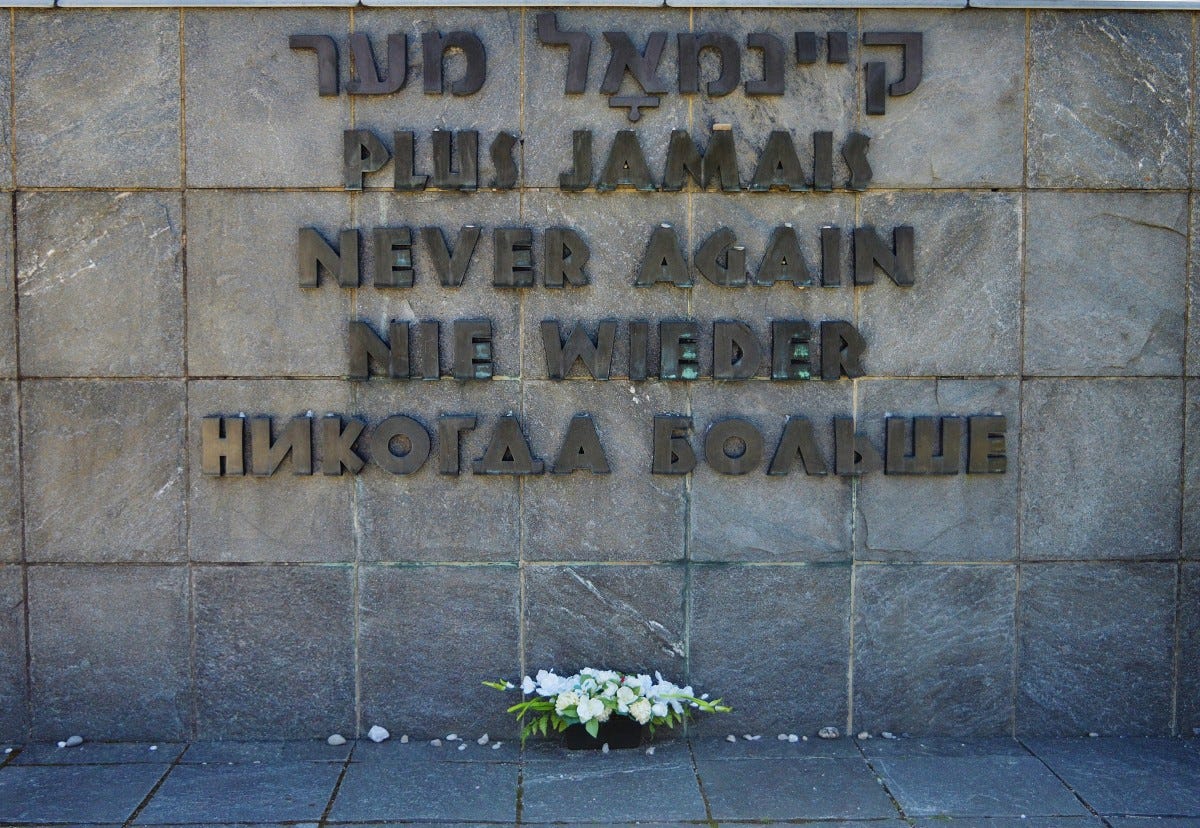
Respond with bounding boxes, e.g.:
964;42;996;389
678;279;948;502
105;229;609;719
1016;737;1108;824
316;741;358;828
514;759;524;825
120;742;193;828
853;737;911;823
685;737;719;828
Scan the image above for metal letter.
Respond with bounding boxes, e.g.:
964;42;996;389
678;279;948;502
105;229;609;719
771;320;813;380
834;417;882;476
553;414;611;474
473;415;544;474
597;130;656;192
821;226;842;287
536;12;591;94
344;129;390;191
826;31;849;64
321;416;366;475
560;130;593;191
885;416;962;475
373;227;414;288
602;31;669;121
659;320;700;380
865;61;887;116
250;416;313;476
431;129;478;191
705;418;764;475
422;31;486;96
490;131;519;189
795;32;818;65
369;415;431;475
749;130;806;192
299;227;358;288
348;319;409;380
289;35;338;96
968;415;1007;474
820;320;866;380
541;320;617;380
696;227;747;287
417;320;440;379
768;416;828;475
629;321;649;381
813;131;833;192
841;132;872;191
438;414;477;475
453;319;493;380
652;415;695;474
756;224;813;287
347;33;406;95
713;321;761;380
636;224;691;287
393;130;429;191
703;128;741;191
494;227;534;288
854;225;914;286
863;32;923;96
745;33;785;96
201;416;244;476
422;225;480;287
544;227;590;288
678;33;740;96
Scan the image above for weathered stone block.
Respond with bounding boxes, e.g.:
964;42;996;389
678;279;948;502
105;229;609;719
17;192;184;378
858;192;1021;377
689;563;850;734
0;197;14;379
1027;12;1191;189
1017;562;1175;736
522;380;686;561
862;9;1024;187
194;565;355;738
857;379;1019;562
355;380;520;563
0;383;20;563
853;564;1015;735
184;10;349;187
1025;193;1187;377
523;9;691;188
1185;382;1200;559
521;193;688;381
523;564;685;674
28;565;189;740
352;9;521;189
186;191;351;377
358;564;519;738
0;14;10;191
0;565;26;742
23;380;185;563
1191;195;1200;379
14;11;180;187
692;9;855;187
690;193;855;377
188;380;354;563
1020;379;1181;561
690;381;853;562
1181;564;1200;736
355;192;521;379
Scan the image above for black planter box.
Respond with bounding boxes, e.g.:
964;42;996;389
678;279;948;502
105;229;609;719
562;716;644;750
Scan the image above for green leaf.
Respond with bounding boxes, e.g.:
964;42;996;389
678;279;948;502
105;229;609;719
585;718;600;738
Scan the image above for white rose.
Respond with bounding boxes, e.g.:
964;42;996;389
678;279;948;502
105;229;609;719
555;691;579;714
651;702;668;719
576;695;602;723
601;682;618;699
629;698;652;725
616;686;638;706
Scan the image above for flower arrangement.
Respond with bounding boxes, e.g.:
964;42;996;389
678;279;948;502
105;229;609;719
485;668;731;742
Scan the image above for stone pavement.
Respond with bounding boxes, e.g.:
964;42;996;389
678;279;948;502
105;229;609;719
0;736;1197;826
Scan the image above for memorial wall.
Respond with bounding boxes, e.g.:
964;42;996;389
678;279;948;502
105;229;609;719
0;3;1196;743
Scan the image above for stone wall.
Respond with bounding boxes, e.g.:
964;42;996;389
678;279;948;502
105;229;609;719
0;5;1197;743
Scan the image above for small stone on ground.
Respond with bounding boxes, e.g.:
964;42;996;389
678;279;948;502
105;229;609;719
818;726;839;739
327;734;346;746
367;726;389;743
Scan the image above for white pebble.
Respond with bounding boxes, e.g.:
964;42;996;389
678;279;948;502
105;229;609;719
367;725;390;743
477;733;489;745
746;734;762;741
457;744;467;751
725;734;737;743
645;746;655;755
802;736;808;741
149;745;158;751
492;742;503;750
56;741;66;749
788;734;799;743
818;727;839;740
881;732;897;740
446;733;460;741
327;734;347;746
743;733;753;740
65;735;83;748
1088;732;1099;738
430;739;442;747
601;743;609;753
400;735;409;744
4;747;12;754
777;733;789;741
857;732;871;741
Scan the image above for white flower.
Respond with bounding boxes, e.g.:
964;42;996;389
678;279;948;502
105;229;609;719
651;701;668;718
576;696;605;723
629;698;652;725
555;691;579;715
596;704;611;722
616;686;638;706
521;676;536;694
601;682;618;699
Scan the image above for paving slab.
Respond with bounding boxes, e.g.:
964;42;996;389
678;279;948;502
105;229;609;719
862;737;1029;758
1024;738;1200;816
695;755;899;821
133;762;343;824
0;763;167;823
353;738;520;763
522;738;691;764
12;742;184;765
690;735;862;760
328;759;517;823
521;759;706;823
913;820;1103;827
180;740;352;764
873;754;1089;817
